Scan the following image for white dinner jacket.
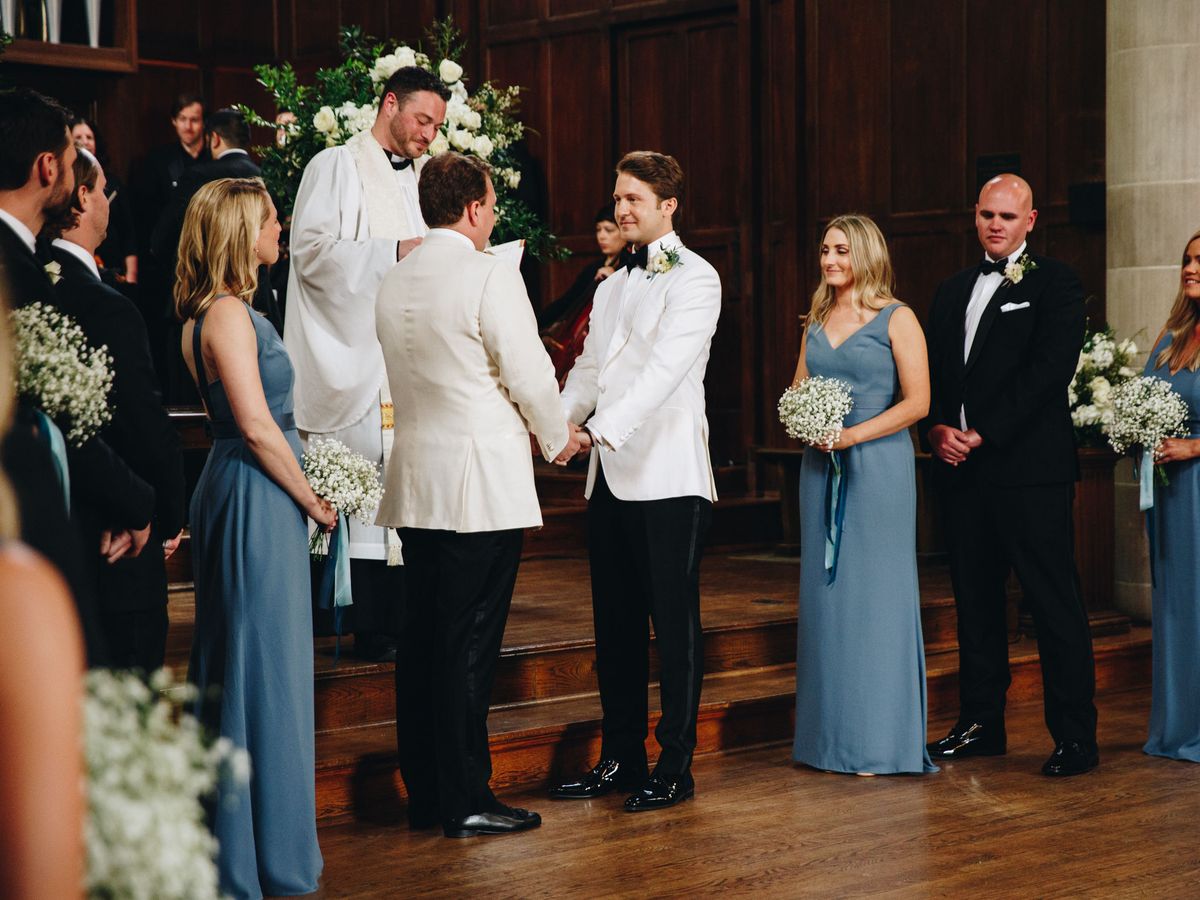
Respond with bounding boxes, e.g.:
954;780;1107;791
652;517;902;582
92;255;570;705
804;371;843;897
560;231;721;502
374;228;569;533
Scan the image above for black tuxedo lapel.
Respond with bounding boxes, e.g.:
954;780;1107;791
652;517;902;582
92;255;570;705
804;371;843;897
964;277;1020;376
0;218;55;306
50;245;102;286
946;269;977;381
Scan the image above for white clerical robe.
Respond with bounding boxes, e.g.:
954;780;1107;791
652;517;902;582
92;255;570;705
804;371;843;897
284;140;426;559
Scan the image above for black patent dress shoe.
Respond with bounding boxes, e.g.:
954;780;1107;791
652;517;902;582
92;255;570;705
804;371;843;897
443;803;542;838
926;722;1007;759
1041;741;1099;777
623;771;694;812
549;759;646;799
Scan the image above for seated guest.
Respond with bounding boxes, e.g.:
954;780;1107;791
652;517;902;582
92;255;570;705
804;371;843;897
69;116;138;285
375;152;580;837
539;205;626;385
1142;226;1200;764
0;301;85;900
44;146;186;673
0;87;156;667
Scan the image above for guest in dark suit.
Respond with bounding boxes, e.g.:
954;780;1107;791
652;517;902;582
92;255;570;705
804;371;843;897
131;92;209;388
45;146;186;672
920;173;1097;776
70;116;138;285
0;88;155;667
151;108;281;402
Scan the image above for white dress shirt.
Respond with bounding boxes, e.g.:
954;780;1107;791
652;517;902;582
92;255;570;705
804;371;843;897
961;241;1026;429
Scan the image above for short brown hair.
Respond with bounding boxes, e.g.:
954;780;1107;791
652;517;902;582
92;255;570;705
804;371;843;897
616;151;684;213
419;152;491;227
41;145;101;240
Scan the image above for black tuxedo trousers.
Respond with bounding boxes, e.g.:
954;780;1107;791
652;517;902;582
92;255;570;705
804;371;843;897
393;526;523;822
588;465;712;776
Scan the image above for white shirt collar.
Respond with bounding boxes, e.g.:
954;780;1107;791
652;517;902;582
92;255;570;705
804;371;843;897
426;227;477;251
644;230;681;257
217;148;249;159
51;238;100;279
984;240;1027;266
0;208;36;254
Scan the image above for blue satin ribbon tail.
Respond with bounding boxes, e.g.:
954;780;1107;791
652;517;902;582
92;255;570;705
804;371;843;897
823;449;847;584
317;512;354;662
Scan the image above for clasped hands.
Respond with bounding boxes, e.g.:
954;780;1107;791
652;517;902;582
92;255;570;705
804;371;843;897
530;422;594;466
929;424;983;466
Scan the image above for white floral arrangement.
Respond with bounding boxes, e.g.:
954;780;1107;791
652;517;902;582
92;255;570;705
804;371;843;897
1102;375;1189;475
1069;325;1139;446
11;301;113;446
243;21;563;259
84;668;249;900
302;438;384;554
646;246;683;279
778;376;855;448
1003;253;1038;284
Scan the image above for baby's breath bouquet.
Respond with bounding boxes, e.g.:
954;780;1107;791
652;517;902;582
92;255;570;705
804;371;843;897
242;19;565;260
84;668;249;900
1103;375;1189;495
1069;325;1139;446
11;301;113;446
778;376;855;448
302;437;384;557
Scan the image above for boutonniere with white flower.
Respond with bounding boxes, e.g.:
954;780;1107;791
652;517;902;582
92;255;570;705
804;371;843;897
1003;253;1038;285
647;246;683;280
44;260;62;284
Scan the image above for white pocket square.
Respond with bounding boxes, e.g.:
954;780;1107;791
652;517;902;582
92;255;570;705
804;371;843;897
1000;301;1030;313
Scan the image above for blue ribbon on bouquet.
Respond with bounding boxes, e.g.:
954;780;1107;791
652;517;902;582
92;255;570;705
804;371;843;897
33;409;70;515
1138;447;1155;512
316;511;354;662
823;449;847;584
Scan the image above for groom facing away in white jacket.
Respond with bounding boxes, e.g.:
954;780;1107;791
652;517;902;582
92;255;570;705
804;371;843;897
374;151;583;838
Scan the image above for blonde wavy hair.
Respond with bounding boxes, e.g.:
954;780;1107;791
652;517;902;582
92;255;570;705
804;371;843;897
806;213;897;328
0;290;19;538
1155;226;1200;372
174;177;271;321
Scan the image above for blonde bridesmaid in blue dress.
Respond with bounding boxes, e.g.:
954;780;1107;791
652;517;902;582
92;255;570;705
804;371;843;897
177;178;336;898
790;214;937;775
1142;226;1200;764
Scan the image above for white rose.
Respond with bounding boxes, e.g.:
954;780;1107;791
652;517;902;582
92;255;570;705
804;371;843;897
428;132;450;156
371;53;400;84
395;46;417;69
1089;376;1112;403
451;81;469;101
313;106;337;134
464;109;482;130
470;134;493;158
445;96;470;127
1119;366;1137;378
439;58;464;84
505;168;521;189
1092;347;1114;369
449;128;473;151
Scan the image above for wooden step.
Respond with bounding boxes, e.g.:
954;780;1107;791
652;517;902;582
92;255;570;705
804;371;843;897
312;627;1153;826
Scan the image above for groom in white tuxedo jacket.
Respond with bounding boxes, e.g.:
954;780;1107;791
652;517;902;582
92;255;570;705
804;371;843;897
552;152;721;811
375;152;582;838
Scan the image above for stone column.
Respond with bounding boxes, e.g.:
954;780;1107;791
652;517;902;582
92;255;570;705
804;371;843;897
1107;1;1200;619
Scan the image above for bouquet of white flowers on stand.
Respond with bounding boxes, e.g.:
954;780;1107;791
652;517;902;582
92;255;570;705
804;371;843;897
302;438;385;654
84;668;248;900
1103;375;1190;509
778;376;855;583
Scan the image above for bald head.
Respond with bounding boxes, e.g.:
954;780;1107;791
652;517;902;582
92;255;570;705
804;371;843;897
975;173;1037;260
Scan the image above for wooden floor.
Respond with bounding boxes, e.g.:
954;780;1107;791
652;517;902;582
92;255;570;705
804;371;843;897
310;687;1200;898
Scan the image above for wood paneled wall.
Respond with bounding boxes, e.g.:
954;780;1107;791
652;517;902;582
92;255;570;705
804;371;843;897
3;0;1105;466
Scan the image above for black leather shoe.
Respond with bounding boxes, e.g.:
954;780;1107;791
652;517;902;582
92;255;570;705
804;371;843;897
926;722;1007;759
549;759;646;799
443;804;542;838
1041;741;1099;777
623;771;694;812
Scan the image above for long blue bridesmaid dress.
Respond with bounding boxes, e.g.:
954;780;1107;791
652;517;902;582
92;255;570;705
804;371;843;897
792;303;937;775
1143;333;1200;762
187;302;323;898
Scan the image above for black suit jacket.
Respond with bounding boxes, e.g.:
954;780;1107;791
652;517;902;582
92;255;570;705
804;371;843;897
919;253;1085;486
149;151;283;333
51;246;187;612
131;141;210;256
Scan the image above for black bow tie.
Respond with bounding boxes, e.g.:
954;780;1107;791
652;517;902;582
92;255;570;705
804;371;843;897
978;257;1008;276
625;244;649;272
385;151;412;171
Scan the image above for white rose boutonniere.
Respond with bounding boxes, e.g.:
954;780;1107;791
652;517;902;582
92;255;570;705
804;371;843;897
646;246;684;280
1003;253;1038;284
44;260;62;284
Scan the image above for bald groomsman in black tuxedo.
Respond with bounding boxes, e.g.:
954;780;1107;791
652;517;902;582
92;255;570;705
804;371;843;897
920;174;1097;777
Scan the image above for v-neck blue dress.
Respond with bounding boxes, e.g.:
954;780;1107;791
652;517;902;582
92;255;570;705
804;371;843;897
792;303;937;774
1143;333;1200;763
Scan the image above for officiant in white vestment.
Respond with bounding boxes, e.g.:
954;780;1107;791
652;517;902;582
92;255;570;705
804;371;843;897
283;67;450;660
